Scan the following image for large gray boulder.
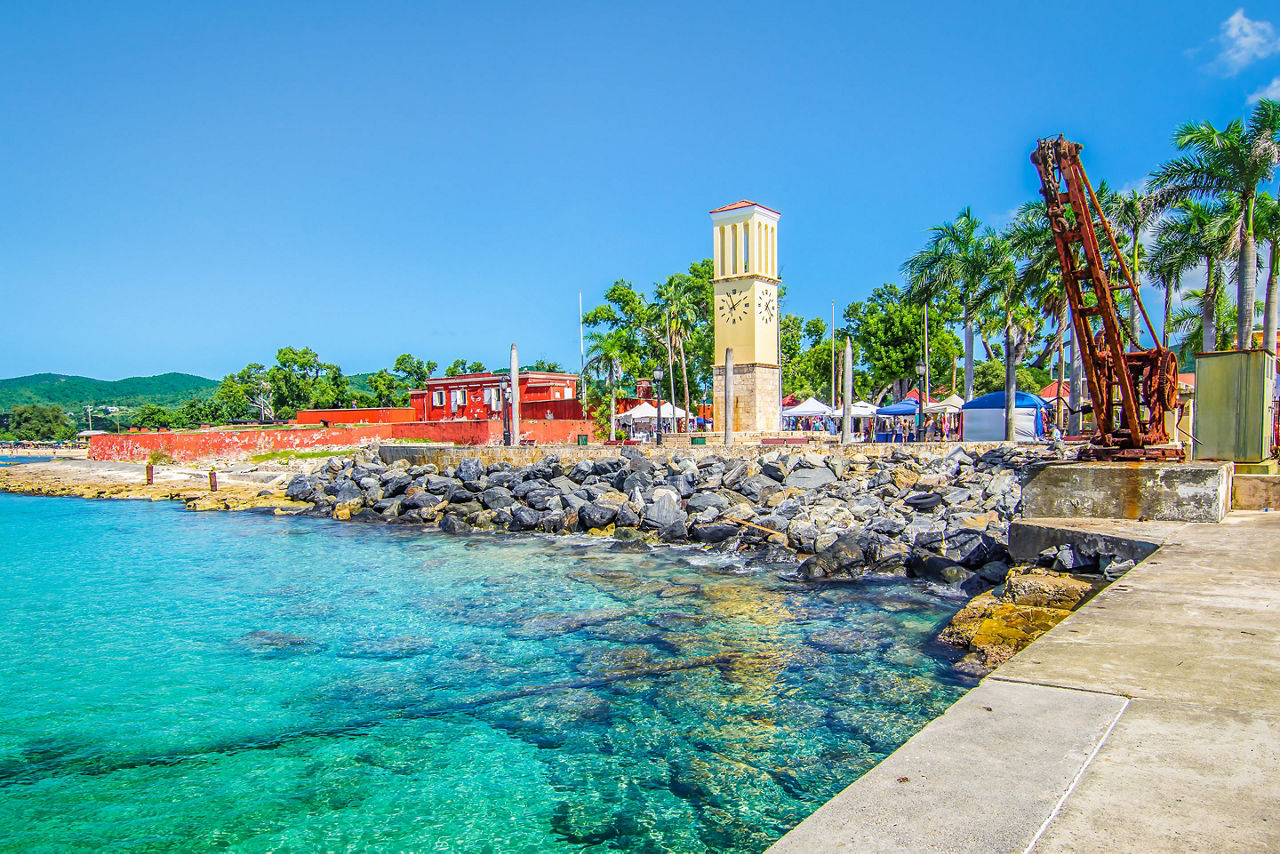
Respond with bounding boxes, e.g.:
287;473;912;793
643;488;686;529
794;532;867;580
579;502;619;529
455;458;485;482
285;475;314;502
480;486;515;510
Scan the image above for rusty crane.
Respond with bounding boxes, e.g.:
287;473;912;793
1031;136;1181;460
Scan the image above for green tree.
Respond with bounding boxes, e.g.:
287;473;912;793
1149;201;1234;355
132;404;172;429
1103;189;1164;343
1149;98;1280;348
901;207;989;399
392;354;437;388
365;369;401;407
583;330;627;437
845;283;961;403
976;233;1042;440
526;359;563;372
444;359;468;378
10;404;74;441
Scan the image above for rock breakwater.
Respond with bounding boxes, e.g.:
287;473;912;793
286;444;1049;599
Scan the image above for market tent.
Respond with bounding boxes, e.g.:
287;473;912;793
783;397;836;417
923;393;964;414
846;401;879;417
875;399;920;417
961;391;1050;441
618;401;688;422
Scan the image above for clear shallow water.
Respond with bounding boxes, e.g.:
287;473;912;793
0;493;973;853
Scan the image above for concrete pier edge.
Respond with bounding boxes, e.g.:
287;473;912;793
768;511;1280;853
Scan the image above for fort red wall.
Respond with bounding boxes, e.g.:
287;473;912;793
88;419;596;462
293;407;417;425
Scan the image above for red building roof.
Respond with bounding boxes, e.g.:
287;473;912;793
708;200;781;215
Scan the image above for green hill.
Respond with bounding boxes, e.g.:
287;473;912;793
0;373;218;412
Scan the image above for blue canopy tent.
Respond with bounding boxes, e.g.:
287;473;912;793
961;391;1051;441
874;399;919;442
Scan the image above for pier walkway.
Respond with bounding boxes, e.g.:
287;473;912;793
769;511;1280;852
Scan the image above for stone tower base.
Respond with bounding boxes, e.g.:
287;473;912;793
713;363;780;434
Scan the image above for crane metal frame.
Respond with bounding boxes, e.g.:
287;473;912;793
1031;136;1181;460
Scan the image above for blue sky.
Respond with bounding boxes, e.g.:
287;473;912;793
3;1;1279;380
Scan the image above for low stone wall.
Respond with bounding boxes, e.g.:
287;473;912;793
379;441;1012;471
1232;474;1280;510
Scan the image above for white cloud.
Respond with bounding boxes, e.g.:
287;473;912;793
1248;75;1280;103
1215;9;1280;75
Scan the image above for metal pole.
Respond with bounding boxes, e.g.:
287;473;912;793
923;301;930;416
724;348;734;446
830;300;836;408
509;344;520;445
841;338;853;444
578;291;585;404
656;372;663;446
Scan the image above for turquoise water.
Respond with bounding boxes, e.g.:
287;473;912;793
0;493;972;853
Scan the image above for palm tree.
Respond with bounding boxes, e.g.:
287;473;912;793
1149;201;1234;354
583;330;626;438
1149;98;1280;349
1169;285;1259;352
977;231;1041;440
1104;189;1164;347
1006;199;1068;369
655;273;701;433
901;207;988;399
1254;193;1280;356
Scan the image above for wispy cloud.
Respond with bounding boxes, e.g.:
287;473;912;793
1213;9;1280;75
1248;75;1280;103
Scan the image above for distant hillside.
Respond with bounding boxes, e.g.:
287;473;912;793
0;373;218;412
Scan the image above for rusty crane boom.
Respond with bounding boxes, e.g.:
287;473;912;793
1031;136;1181;460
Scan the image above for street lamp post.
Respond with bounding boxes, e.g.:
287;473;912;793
654;367;664;446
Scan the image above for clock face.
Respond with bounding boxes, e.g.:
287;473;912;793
757;288;776;324
717;287;750;325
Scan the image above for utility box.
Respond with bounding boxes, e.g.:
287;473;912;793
1193;350;1275;463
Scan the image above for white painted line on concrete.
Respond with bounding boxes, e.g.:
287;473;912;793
1023;696;1130;854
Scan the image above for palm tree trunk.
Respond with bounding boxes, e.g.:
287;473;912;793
678;338;692;434
1130;231;1141;349
1163;278;1172;347
963;305;975;400
1264;239;1279;359
1004;317;1016;442
1203;258;1217;353
608;363;617;439
1031;307;1067;370
1240;223;1258;349
980;332;996;361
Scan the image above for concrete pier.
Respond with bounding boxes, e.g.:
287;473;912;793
768;511;1280;853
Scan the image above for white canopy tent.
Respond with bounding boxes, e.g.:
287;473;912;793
618;401;688;423
782;397;836;417
923;393;964;415
846;401;880;418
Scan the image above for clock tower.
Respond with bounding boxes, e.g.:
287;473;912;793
710;200;781;435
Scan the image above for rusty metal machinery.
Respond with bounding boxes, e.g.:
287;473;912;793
1031;136;1181;460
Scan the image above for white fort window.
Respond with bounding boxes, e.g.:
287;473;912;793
431;391;445;407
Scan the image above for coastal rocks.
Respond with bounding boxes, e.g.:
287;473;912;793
509;609;631;639
938;566;1106;668
807;628;872;654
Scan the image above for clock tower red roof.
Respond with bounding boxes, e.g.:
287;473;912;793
709;200;780;216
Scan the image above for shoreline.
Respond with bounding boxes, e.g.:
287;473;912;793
0;444;1119;676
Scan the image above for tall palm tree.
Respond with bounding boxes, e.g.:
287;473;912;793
1149;201;1234;355
1254;193;1280;356
1104;189;1164;346
901;207;987;399
655;273;701;433
977;231;1041;440
1169;285;1258;352
1149;98;1280;349
583;330;626;438
1005;199;1068;369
